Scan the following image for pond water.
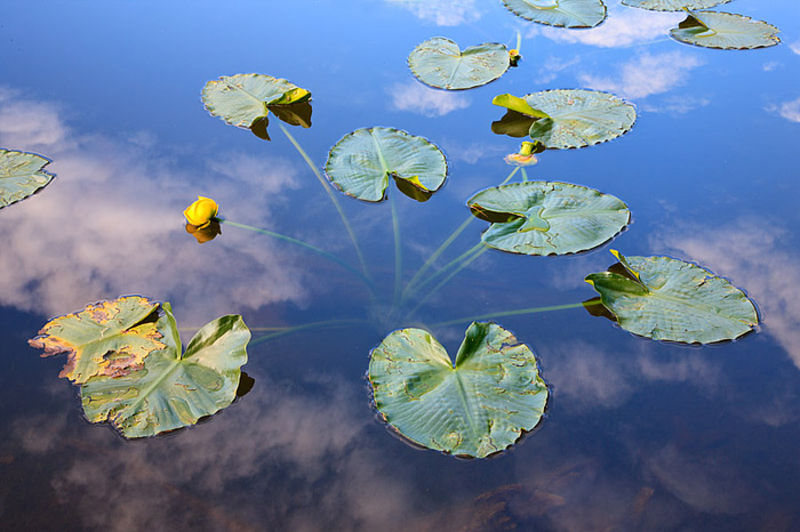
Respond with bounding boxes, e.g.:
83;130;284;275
2;0;800;530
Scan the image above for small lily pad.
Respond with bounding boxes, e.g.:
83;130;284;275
0;149;54;210
468;182;630;255
502;0;607;29
621;0;730;11
670;11;780;50
325;127;447;202
492;89;636;149
585;250;759;344
408;37;511;90
369;322;548;458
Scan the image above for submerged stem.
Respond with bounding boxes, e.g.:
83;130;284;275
429;300;601;328
249;318;367;346
390;194;402;307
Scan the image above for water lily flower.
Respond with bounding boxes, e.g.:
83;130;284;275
504;141;540;167
183;196;218;228
509;49;521;67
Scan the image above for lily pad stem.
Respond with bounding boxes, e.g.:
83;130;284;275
429;300;602;328
391;193;402;306
249;318;368;346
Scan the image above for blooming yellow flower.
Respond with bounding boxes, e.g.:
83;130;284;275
504;141;541;167
183;196;218;228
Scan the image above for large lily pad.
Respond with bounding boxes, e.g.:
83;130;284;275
468;182;630;255
492;90;636;150
585;250;759;344
621;0;730;11
408;37;510;90
325;127;447;202
502;0;607;29
30;297;250;438
0;149;54;210
369;322;548;458
670;11;780;50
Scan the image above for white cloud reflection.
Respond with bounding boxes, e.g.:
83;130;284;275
385;0;481;26
771;97;800;123
388;81;471;117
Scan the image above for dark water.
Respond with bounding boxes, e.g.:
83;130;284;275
2;0;800;530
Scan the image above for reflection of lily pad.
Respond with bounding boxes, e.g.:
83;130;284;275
492;89;636;149
502;0;607;29
621;0;730;11
369;322;548;458
585;250;759;344
408;37;510;90
468;182;630;255
0;149;55;210
202;74;312;132
30;297;250;438
670;11;780;50
325;127;447;202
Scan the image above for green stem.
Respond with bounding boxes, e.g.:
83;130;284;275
521;167;528;182
248;318;367;347
220;219;375;292
429;301;600;328
406;242;484;300
279;124;371;284
390;194;402;307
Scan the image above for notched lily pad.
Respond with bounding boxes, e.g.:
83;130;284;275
369;322;548;458
30;297;250;438
468;181;630;255
621;0;730;11
409;37;511;90
202;74;312;139
0;149;55;210
670;11;780;50
492;90;636;150
325;127;447;202
502;0;607;29
585;250;759;344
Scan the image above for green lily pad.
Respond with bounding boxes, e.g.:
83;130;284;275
585;250;759;344
202;73;312;134
408;37;511;90
492;89;636;150
502;0;607;29
670;11;780;50
325;127;447;202
468;182;630;255
369;322;548;458
621;0;730;11
29;297;250;438
0;149;54;210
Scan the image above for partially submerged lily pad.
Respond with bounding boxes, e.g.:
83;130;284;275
670;11;780;50
502;0;607;29
408;37;511;90
468;182;630;255
621;0;730;11
492;90;636;149
325;127;447;202
202;74;312;138
585;250;758;343
369;322;548;458
29;296;250;438
0;149;54;210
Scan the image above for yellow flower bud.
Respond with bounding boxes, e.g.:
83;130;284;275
183;196;218;228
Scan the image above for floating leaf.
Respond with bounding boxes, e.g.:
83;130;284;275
468;182;629;255
621;0;730;11
0;149;55;210
325;127;447;202
30;297;250;438
585;250;759;343
670;11;780;50
502;0;607;29
492;89;636;149
408;37;511;90
202;74;312;138
369;322;548;458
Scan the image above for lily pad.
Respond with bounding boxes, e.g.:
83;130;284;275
468;182;630;255
408;37;511;90
502;0;607;29
369;322;548;458
670;11;780;50
29;297;250;438
585;250;759;344
325;127;447;202
492;89;636;149
0;149;54;210
202;74;312;137
621;0;730;11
